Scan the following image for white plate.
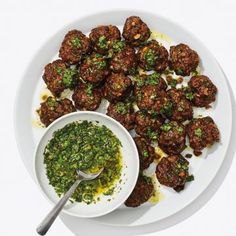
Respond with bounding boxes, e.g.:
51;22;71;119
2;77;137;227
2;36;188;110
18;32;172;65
14;9;233;230
34;111;139;218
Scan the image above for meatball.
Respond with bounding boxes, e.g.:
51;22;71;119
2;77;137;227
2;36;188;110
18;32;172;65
125;175;154;207
106;101;135;130
122;16;151;47
89;25;121;54
169;43;199;76
188;75;217;107
137;40;169;72
38;97;76;127
72;83;102;111
103;73;132;102
134;72;167;92
43;60;78;97
158;121;186;155
134;137;155;170
80;53;110;84
156;155;190;191
167;89;193;122
135;110;164;141
186;116;220;156
109;42;137;75
59;30;91;64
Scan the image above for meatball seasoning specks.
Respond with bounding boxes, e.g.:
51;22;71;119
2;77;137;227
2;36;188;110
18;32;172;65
122;16;151;46
186;116;220;156
169;43;199;76
59;30;91;64
38;97;76;127
125;175;154;207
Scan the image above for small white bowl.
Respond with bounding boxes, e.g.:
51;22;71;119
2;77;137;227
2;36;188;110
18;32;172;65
34;111;139;218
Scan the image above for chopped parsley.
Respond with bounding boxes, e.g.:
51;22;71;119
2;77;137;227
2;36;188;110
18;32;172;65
143;150;149;158
186;175;194;182
112;41;125;52
55;67;63;75
144;49;157;68
176;68;184;75
93;60;107;70
146;72;160;85
146;128;158;140
98;36;108;49
194;128;203;138
85;84;93;97
47;97;58;107
160;123;172;132
176;126;184;134
70;37;82;48
160;101;173;117
115;102;129;115
62;68;77;88
185;92;194;101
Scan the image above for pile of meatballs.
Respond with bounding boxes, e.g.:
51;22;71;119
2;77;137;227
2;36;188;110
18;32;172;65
37;16;220;208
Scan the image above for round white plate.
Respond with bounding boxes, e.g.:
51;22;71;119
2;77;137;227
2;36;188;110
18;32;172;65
14;9;233;231
34;111;139;218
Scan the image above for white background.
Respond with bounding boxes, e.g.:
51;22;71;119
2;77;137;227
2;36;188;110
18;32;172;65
0;0;236;235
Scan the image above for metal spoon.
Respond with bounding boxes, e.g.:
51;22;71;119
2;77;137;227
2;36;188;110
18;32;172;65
36;169;103;235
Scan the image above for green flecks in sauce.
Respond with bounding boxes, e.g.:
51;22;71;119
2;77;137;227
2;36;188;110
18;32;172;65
44;121;122;204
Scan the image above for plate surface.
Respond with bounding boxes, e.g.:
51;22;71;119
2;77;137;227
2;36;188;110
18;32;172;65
34;111;139;218
14;10;232;228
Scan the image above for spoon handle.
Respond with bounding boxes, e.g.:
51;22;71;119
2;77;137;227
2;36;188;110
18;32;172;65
36;179;81;235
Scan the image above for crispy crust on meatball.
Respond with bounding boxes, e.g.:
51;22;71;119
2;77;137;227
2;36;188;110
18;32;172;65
106;101;135;130
38;97;76;127
137;40;169;72
135;110;164;141
125;175;154;207
72;83;102;111
188;75;217;107
122;16;151;47
59;30;91;64
169;43;199;76
43;60;78;97
134;136;155;170
103;73;132;102
186;116;220;156
109;42;137;75
89;25;121;54
80;53;110;84
158;121;186;155
156;155;190;191
167;89;193;122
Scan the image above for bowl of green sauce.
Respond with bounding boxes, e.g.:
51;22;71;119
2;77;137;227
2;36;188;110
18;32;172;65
34;111;139;218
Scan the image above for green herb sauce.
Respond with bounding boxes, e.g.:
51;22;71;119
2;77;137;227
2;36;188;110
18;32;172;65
44;121;122;204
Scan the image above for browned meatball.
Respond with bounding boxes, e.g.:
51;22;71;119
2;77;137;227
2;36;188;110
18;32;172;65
169;43;199;76
43;60;78;97
188;75;217;107
156;155;190;192
167;89;193;122
134;72;167;92
122;16;151;47
125;175;154;207
59;30;91;64
106;101;135;130
158;121;186;155
80;53;110;84
137;40;169;72
72;83;102;111
103;73;132;102
134;137;155;170
186;116;220;156
109;42;137;75
135;110;164;141
38;97;76;127
89;25;121;54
